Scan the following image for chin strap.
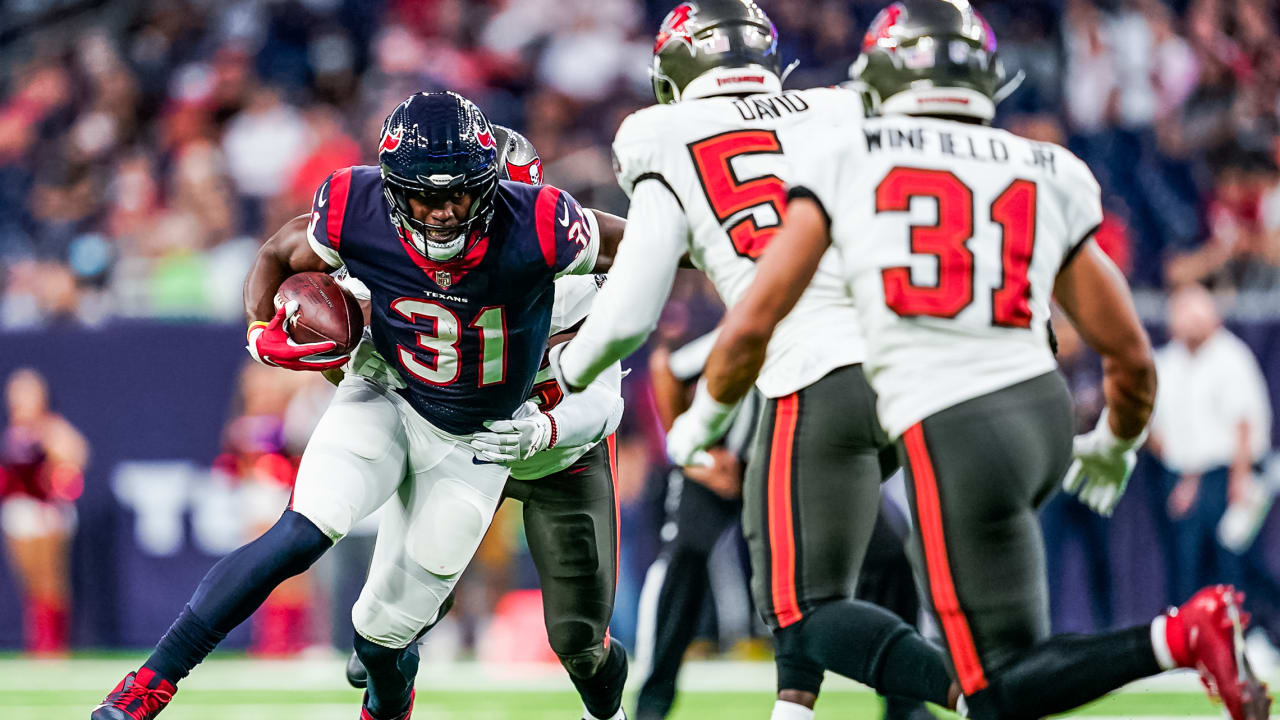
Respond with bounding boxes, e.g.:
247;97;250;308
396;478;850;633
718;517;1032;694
993;68;1025;104
780;59;800;86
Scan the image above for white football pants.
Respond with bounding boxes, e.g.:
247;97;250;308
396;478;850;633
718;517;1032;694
291;375;508;648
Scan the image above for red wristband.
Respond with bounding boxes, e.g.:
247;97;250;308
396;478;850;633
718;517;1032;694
543;412;558;449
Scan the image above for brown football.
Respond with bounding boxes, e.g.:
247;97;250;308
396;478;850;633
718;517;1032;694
274;272;363;354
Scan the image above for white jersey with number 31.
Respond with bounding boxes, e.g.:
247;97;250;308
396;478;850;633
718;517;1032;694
789;114;1103;438
611;87;866;398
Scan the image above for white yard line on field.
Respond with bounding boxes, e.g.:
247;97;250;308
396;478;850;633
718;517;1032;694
0;656;1230;694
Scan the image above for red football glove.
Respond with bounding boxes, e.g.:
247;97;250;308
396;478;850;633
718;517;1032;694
246;301;350;371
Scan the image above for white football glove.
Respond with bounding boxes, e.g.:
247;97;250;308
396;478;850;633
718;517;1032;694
666;381;740;469
469;402;555;463
546;342;578;395
1062;410;1147;517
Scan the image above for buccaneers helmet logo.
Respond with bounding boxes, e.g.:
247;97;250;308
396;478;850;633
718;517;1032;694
863;3;904;51
655;4;696;54
506;158;543;186
379;124;404;155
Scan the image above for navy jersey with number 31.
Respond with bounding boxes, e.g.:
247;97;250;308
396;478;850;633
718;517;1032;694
308;166;597;434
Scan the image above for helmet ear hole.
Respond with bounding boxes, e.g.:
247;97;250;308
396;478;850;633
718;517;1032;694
651;59;678;105
655;78;676;105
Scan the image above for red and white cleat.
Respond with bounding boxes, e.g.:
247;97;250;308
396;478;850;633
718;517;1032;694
1161;585;1272;720
90;670;176;720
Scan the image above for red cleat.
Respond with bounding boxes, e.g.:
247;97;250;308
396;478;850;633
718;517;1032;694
90;669;176;719
1164;585;1272;720
360;689;414;720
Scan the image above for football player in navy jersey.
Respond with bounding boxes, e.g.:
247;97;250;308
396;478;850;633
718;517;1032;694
334;126;631;720
92;92;628;720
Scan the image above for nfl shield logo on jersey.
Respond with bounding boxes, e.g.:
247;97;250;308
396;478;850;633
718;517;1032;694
434;270;453;289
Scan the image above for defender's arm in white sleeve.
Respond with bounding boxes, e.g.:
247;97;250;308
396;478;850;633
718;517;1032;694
548;362;625;448
556;180;689;391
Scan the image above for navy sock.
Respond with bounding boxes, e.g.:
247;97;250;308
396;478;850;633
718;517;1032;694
142;510;332;683
143;605;225;683
355;633;418;719
189;510;331;631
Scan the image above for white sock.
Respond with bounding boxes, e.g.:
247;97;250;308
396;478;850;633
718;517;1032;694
1150;614;1177;671
770;700;815;720
582;707;626;720
955;695;969;717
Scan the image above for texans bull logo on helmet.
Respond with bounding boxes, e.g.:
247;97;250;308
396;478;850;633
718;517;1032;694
655;3;696;54
475;122;496;150
379;124;404;156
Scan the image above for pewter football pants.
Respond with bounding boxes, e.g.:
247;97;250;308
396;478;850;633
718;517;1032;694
897;370;1166;719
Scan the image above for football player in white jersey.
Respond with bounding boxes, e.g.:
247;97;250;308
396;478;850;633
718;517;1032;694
551;2;955;718
681;2;1271;719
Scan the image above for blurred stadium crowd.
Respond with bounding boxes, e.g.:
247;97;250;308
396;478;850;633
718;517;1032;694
4;0;1280;325
2;0;1280;671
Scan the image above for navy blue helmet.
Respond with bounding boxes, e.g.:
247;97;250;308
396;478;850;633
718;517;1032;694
377;91;500;261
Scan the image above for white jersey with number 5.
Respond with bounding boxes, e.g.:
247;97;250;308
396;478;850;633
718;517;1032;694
789;114;1103;438
611;87;866;398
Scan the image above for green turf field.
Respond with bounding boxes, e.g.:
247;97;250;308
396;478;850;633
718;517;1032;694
0;655;1242;719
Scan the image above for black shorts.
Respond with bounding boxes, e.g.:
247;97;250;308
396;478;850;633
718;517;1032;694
896;371;1074;696
743;364;887;630
503;438;619;656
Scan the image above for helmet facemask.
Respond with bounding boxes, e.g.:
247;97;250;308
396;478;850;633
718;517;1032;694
376;91;501;263
381;170;497;262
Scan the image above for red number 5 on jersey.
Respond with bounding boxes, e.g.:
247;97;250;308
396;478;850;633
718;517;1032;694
875;167;1037;329
688;129;789;260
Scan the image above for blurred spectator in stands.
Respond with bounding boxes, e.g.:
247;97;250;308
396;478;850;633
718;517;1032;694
278;372;372;651
1165;150;1280;290
1149;284;1272;603
1042;313;1113;632
0;368;87;654
281;105;363;215
1163;0;1274;160
213;362;314;655
222;85;306;235
985;2;1062;116
1010;113;1137;275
